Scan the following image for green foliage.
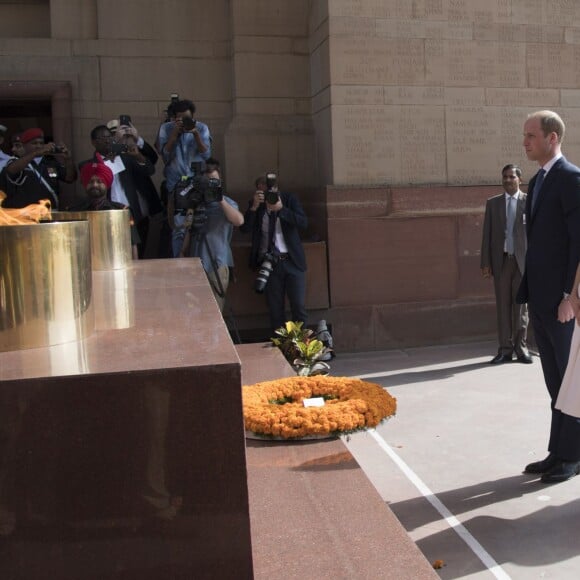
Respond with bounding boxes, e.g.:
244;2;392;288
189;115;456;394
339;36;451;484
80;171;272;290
271;321;332;376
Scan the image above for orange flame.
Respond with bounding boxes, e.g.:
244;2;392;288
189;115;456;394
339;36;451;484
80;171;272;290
0;191;52;225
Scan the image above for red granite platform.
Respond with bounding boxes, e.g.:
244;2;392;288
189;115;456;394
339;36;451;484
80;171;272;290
237;343;438;579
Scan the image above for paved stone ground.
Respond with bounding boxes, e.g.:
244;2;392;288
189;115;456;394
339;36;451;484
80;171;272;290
330;340;580;580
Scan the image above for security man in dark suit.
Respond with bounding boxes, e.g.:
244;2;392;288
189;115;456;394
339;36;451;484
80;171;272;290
240;174;308;332
481;164;531;364
518;110;580;483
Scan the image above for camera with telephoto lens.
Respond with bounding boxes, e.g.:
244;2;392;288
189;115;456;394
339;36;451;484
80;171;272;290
254;252;278;293
264;172;279;205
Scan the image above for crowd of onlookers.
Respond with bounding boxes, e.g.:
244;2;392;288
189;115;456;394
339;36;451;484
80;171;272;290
0;97;309;331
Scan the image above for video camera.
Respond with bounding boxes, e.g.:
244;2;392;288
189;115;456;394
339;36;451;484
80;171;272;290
264;172;279;205
173;163;223;230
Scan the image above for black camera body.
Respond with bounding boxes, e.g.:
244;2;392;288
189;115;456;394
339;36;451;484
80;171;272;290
173;174;223;212
254;252;278;293
181;117;197;131
265;172;279;204
52;145;66;154
111;143;128;155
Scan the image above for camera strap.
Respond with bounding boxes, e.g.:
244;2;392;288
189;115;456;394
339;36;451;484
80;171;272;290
29;161;58;206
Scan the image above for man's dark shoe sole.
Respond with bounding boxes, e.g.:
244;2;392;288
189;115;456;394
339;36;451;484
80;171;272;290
541;461;580;483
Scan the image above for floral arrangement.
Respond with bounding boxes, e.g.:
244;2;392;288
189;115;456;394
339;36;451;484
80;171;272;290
243;375;396;439
271;321;333;376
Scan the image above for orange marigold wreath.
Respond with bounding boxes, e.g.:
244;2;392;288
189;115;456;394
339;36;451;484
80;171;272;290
243;375;396;439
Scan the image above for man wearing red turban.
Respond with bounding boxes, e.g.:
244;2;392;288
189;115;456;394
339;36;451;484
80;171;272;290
0;127;76;209
77;154;139;257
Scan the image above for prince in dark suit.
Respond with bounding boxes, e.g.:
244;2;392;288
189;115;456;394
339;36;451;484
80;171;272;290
518;110;580;483
481;164;530;364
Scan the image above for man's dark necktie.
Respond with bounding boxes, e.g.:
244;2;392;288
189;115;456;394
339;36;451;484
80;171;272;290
506;195;516;255
531;169;546;215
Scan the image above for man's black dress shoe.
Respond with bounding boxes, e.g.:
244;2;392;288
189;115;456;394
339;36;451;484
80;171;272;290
524;453;558;474
515;352;533;364
489;353;512;364
541;461;580;483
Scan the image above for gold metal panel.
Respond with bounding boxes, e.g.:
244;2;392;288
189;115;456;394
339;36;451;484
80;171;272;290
53;210;132;271
93;268;135;331
0;221;94;352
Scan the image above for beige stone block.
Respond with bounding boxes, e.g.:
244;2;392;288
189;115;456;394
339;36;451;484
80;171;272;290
313;108;333;187
292;38;309;55
236;98;296;116
444;88;485;106
97;0;229;42
295;98;311;115
565;27;580;45
376;19;472;40
224;133;279;193
329;0;412;20
0;39;71;57
329;16;376;37
312;86;330;115
72;100;103;121
309;15;329;53
231;0;309;37
331;36;425;85
446;106;537;186
234;54;309;98
309;0;329;32
527;43;580;89
278;133;317;190
485;88;559;107
561;90;580;107
426;39;526;87
310;39;330;96
72;39;214;58
331;105;446;186
512;0;580;26
474;22;523;42
332;85;384;106
100;57;232;102
50;0;97;39
0;4;50;38
233;36;293;55
383;86;445;106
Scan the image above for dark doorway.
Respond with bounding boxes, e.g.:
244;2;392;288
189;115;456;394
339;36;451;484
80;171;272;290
0;99;53;154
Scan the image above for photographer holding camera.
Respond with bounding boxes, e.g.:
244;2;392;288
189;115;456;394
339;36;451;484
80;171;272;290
109;118;164;257
0;127;77;209
240;174;308;331
156;99;212;257
174;159;243;311
78;125;156;256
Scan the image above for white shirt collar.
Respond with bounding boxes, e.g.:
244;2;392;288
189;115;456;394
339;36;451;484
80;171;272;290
541;153;562;175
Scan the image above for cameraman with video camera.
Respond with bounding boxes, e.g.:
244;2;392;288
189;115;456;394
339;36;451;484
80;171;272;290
156;98;212;257
240;174;308;331
173;159;243;311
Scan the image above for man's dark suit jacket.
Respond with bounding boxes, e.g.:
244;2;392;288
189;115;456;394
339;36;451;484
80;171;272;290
240;190;308;271
78;152;161;222
517;156;580;311
481;192;527;276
